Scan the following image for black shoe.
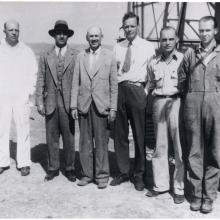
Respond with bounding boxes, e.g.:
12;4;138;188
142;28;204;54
190;198;202;211
20;166;30;176
0;166;9;174
173;194;185;204
201;200;213;214
110;174;129;186
44;170;59;181
134;177;145;191
65;170;76;182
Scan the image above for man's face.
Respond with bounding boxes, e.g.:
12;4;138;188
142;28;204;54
123;17;138;42
160;29;177;54
87;27;102;51
199;20;216;45
54;31;68;48
4;21;19;46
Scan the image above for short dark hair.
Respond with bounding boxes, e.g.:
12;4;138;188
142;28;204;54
199;16;217;29
122;12;139;26
160;26;177;38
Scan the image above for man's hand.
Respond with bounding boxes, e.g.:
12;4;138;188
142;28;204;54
144;88;148;96
108;110;116;122
37;104;45;116
71;109;78;120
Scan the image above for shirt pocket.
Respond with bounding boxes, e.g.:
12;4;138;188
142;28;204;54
153;69;163;88
170;69;178;87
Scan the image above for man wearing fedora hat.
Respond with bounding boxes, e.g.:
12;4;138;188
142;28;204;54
36;20;78;182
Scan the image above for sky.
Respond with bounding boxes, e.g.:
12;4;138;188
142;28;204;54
0;2;215;47
0;2;127;45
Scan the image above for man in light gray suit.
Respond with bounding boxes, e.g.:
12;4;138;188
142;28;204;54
71;26;118;189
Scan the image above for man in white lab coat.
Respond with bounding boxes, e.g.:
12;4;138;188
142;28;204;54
0;20;38;176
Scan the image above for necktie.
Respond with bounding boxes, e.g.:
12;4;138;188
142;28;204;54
89;51;96;72
122;41;132;73
58;48;62;60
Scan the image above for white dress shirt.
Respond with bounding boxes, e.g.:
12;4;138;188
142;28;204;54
113;35;155;83
55;45;67;57
89;47;101;71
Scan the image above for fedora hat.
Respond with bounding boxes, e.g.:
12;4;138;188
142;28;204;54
49;20;74;37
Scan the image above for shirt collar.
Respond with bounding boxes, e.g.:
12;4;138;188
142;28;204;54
2;38;20;48
157;49;178;64
197;39;216;53
55;45;67;56
125;35;140;47
89;46;101;55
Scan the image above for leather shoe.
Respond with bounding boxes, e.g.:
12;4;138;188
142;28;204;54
97;182;108;189
110;174;129;186
201;200;213;214
134;178;145;191
0;167;8;174
44;170;59;181
20;166;30;176
77;177;92;186
190;198;202;211
173;194;185;204
65;170;76;182
145;189;160;197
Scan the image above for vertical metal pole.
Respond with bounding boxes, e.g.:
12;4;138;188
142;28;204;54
215;3;220;43
177;2;187;49
132;2;135;13
163;2;170;27
141;2;145;37
127;2;132;12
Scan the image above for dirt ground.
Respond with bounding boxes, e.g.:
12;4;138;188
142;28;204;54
1;106;220;218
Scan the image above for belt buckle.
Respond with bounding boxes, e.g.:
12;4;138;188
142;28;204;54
128;81;141;87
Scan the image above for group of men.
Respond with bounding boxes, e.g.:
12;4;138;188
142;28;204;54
0;11;219;214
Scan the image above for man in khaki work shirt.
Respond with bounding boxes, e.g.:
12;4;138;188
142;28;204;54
146;26;185;204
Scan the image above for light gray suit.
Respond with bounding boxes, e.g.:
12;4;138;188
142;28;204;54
70;47;117;114
71;47;118;183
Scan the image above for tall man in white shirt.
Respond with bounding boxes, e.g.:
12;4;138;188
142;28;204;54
0;20;38;176
36;20;78;182
145;27;185;204
110;12;155;191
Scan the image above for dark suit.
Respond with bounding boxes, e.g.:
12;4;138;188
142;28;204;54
36;46;78;171
71;48;118;183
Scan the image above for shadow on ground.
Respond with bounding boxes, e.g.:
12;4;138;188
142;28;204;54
10;139;196;199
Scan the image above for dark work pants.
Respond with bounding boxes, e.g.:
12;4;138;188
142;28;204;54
184;92;220;202
114;81;147;178
46;92;75;171
79;102;109;183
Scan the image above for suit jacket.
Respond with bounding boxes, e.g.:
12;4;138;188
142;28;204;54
36;46;78;115
70;47;118;115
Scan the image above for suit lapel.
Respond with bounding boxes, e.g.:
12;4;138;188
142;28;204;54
46;48;58;85
90;48;105;78
63;46;74;74
83;48;92;79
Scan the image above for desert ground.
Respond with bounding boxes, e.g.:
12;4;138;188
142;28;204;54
0;105;220;218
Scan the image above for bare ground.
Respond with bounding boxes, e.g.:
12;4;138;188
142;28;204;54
0;106;220;218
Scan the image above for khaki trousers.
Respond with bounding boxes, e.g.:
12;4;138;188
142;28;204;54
152;97;184;195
